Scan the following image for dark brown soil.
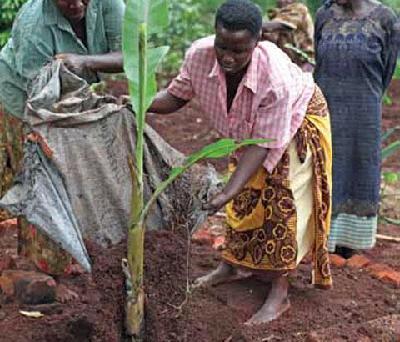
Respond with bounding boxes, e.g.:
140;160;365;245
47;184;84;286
1;215;400;342
0;236;126;342
142;228;400;342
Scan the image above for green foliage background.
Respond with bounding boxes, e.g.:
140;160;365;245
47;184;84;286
0;0;27;47
0;0;398;76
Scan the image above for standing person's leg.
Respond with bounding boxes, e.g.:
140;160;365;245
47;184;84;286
246;139;314;324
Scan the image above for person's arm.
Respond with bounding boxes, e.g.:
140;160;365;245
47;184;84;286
56;0;126;74
149;42;195;113
313;7;328;75
204;145;268;213
55;52;123;74
382;11;400;91
262;21;292;33
148;89;189;114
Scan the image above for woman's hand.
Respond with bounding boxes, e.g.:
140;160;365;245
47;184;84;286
55;53;88;75
202;145;269;217
202;192;231;215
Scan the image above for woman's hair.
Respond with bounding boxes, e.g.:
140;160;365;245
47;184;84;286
215;0;262;38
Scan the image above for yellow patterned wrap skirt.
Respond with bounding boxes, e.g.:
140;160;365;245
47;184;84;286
222;87;333;288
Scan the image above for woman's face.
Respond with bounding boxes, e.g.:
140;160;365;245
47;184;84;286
214;25;258;76
55;0;90;22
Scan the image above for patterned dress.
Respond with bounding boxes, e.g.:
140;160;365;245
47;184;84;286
314;4;399;251
222;87;333;288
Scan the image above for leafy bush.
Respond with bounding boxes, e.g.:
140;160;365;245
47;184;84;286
154;0;210;82
0;0;27;48
382;0;400;12
393;60;400;80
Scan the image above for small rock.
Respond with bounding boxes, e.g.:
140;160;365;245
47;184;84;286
366;263;393;281
0;270;56;304
329;254;346;268
346;255;371;269
381;271;400;287
0;311;6;320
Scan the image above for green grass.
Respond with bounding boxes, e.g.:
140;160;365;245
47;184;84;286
393;60;400;80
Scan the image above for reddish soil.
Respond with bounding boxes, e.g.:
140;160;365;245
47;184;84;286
144;229;400;342
1;225;399;342
0;79;399;341
0;235;126;342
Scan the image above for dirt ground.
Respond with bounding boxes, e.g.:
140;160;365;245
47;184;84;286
0;79;399;341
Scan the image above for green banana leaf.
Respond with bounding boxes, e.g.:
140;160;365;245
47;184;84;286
382;127;400;142
140;138;271;223
382;140;400;160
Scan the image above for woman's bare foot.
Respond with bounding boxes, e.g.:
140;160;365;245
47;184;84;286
193;262;235;288
245;275;290;325
193;262;253;288
56;284;79;303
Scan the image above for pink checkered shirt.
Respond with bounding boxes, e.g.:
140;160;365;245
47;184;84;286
168;36;315;172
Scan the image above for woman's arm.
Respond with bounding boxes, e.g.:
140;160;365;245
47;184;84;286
148;89;189;114
204;144;269;213
55;52;124;74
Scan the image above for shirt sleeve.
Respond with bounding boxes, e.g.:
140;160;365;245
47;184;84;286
252;85;293;149
13;26;54;82
167;46;195;101
103;0;125;52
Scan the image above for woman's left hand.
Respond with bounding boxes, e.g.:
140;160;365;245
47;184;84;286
55;53;89;75
202;192;231;216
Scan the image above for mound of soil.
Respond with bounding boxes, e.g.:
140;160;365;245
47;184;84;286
0;216;399;342
0;237;126;342
143;228;400;342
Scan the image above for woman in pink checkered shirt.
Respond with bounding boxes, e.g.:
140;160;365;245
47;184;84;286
149;0;333;324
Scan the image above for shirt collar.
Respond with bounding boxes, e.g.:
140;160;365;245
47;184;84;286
42;0;97;30
42;0;91;51
207;46;259;94
244;48;259;94
208;56;220;79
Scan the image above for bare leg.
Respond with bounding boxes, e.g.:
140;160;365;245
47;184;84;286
246;273;290;325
